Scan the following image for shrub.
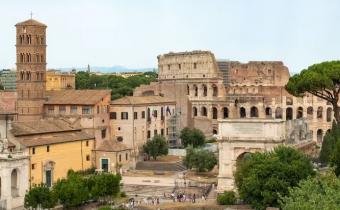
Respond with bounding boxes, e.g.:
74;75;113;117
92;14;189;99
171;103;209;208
120;191;127;197
98;206;111;210
217;190;236;205
206;138;217;143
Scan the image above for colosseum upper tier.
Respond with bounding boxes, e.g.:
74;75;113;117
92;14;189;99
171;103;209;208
134;50;332;143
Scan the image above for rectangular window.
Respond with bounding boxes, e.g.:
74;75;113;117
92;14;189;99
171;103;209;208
47;146;50;152
110;112;117;119
154;110;158;118
59;106;66;115
161;129;164;136
97;106;99;114
179;64;181;69
46;170;52;188
126;153;128;161
86;155;90;161
119;154;122;162
142;111;145;119
154;129;157;136
32;164;35;170
168;65;170;70
32;147;35;155
134;112;138;119
167;128;169;135
48;106;54;114
102;129;106;139
82;106;90;114
194;63;197;69
86;141;89;147
71;106;77;114
121;112;128;120
147;130;151;138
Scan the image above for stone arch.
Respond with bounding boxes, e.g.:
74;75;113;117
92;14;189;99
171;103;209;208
193;107;198;117
201;107;207;117
265;107;272;118
212;84;218;97
317;106;323;119
11;169;19;197
297;107;303;119
307;107;313;119
212;107;218;119
202;84;207;97
236;152;252;162
327;107;332;122
275;107;283;119
142;90;155;96
317;129;323;144
193;84;198;97
286;107;293;120
286;97;293;105
213;129;218;135
250;106;259;117
223;107;229;119
240;107;246;118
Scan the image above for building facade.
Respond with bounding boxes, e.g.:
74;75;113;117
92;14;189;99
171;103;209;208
0;69;17;90
46;69;75;91
110;96;176;157
15;19;47;122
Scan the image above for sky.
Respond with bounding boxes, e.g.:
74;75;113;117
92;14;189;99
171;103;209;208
0;0;339;73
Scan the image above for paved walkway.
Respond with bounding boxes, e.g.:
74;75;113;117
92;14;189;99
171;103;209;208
121;176;176;187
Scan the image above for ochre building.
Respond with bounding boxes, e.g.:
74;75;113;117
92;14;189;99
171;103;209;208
46;69;75;91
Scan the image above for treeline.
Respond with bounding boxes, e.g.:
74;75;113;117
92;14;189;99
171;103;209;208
75;71;158;100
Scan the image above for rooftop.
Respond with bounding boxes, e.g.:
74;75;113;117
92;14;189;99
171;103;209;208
45;90;111;105
20;132;94;147
11;120;80;136
111;96;175;105
15;19;47;27
94;140;130;152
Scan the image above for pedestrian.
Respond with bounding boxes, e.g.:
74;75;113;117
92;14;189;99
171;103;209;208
183;194;186;203
157;198;159;204
193;193;196;203
202;194;205;201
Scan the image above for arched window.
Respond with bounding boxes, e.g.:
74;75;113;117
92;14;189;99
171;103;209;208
297;107;303;119
286;97;293;105
240;107;246;118
265;107;272;118
202;84;207;97
250;107;259;117
36;72;39;80
41;54;44;63
193;107;197;117
317;129;323;144
11;169;18;197
212;84;218;97
20;72;24;80
286;107;293;120
41;72;43;80
213;129;218;135
194;85;198;97
307;107;313;119
275;107;282;119
26;72;30;80
212;107;218;119
223;107;229;119
201;107;207;117
327;108;332;122
187;85;190;95
317;106;323;119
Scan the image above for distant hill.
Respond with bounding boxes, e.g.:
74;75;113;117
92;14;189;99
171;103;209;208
50;66;156;73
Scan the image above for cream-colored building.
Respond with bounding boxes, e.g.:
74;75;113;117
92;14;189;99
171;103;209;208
110;96;176;158
46;69;75;91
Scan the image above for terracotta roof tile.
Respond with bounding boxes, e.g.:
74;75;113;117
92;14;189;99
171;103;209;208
15;19;47;27
111;96;175;105
20;132;94;147
94;140;130;152
11;120;80;136
45;90;111;105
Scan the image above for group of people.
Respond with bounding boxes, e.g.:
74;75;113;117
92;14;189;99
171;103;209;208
168;193;207;203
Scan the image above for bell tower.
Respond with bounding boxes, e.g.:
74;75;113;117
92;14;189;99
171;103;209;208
15;18;47;121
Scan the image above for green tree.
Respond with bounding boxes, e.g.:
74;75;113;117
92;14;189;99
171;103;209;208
320;121;340;163
285;61;340;125
234;146;315;210
217;190;237;205
279;169;340;209
331;140;340;176
143;135;168;160
179;127;205;148
0;84;4;90
24;183;57;209
90;173;122;202
184;146;217;172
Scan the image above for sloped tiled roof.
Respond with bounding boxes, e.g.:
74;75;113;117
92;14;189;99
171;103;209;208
111;96;175;105
15;19;47;27
94;140;130;152
11;120;80;136
20;132;94;147
45;90;111;105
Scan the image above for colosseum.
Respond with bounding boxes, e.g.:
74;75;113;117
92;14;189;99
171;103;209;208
134;50;332;145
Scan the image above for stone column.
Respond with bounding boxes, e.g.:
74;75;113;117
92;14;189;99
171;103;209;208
1;167;12;200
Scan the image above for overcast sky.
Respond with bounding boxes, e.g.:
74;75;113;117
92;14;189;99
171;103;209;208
0;0;339;72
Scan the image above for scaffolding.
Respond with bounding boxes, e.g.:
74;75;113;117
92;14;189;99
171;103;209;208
167;107;180;148
217;59;231;86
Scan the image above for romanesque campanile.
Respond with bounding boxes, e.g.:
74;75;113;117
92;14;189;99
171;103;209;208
15;19;47;121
